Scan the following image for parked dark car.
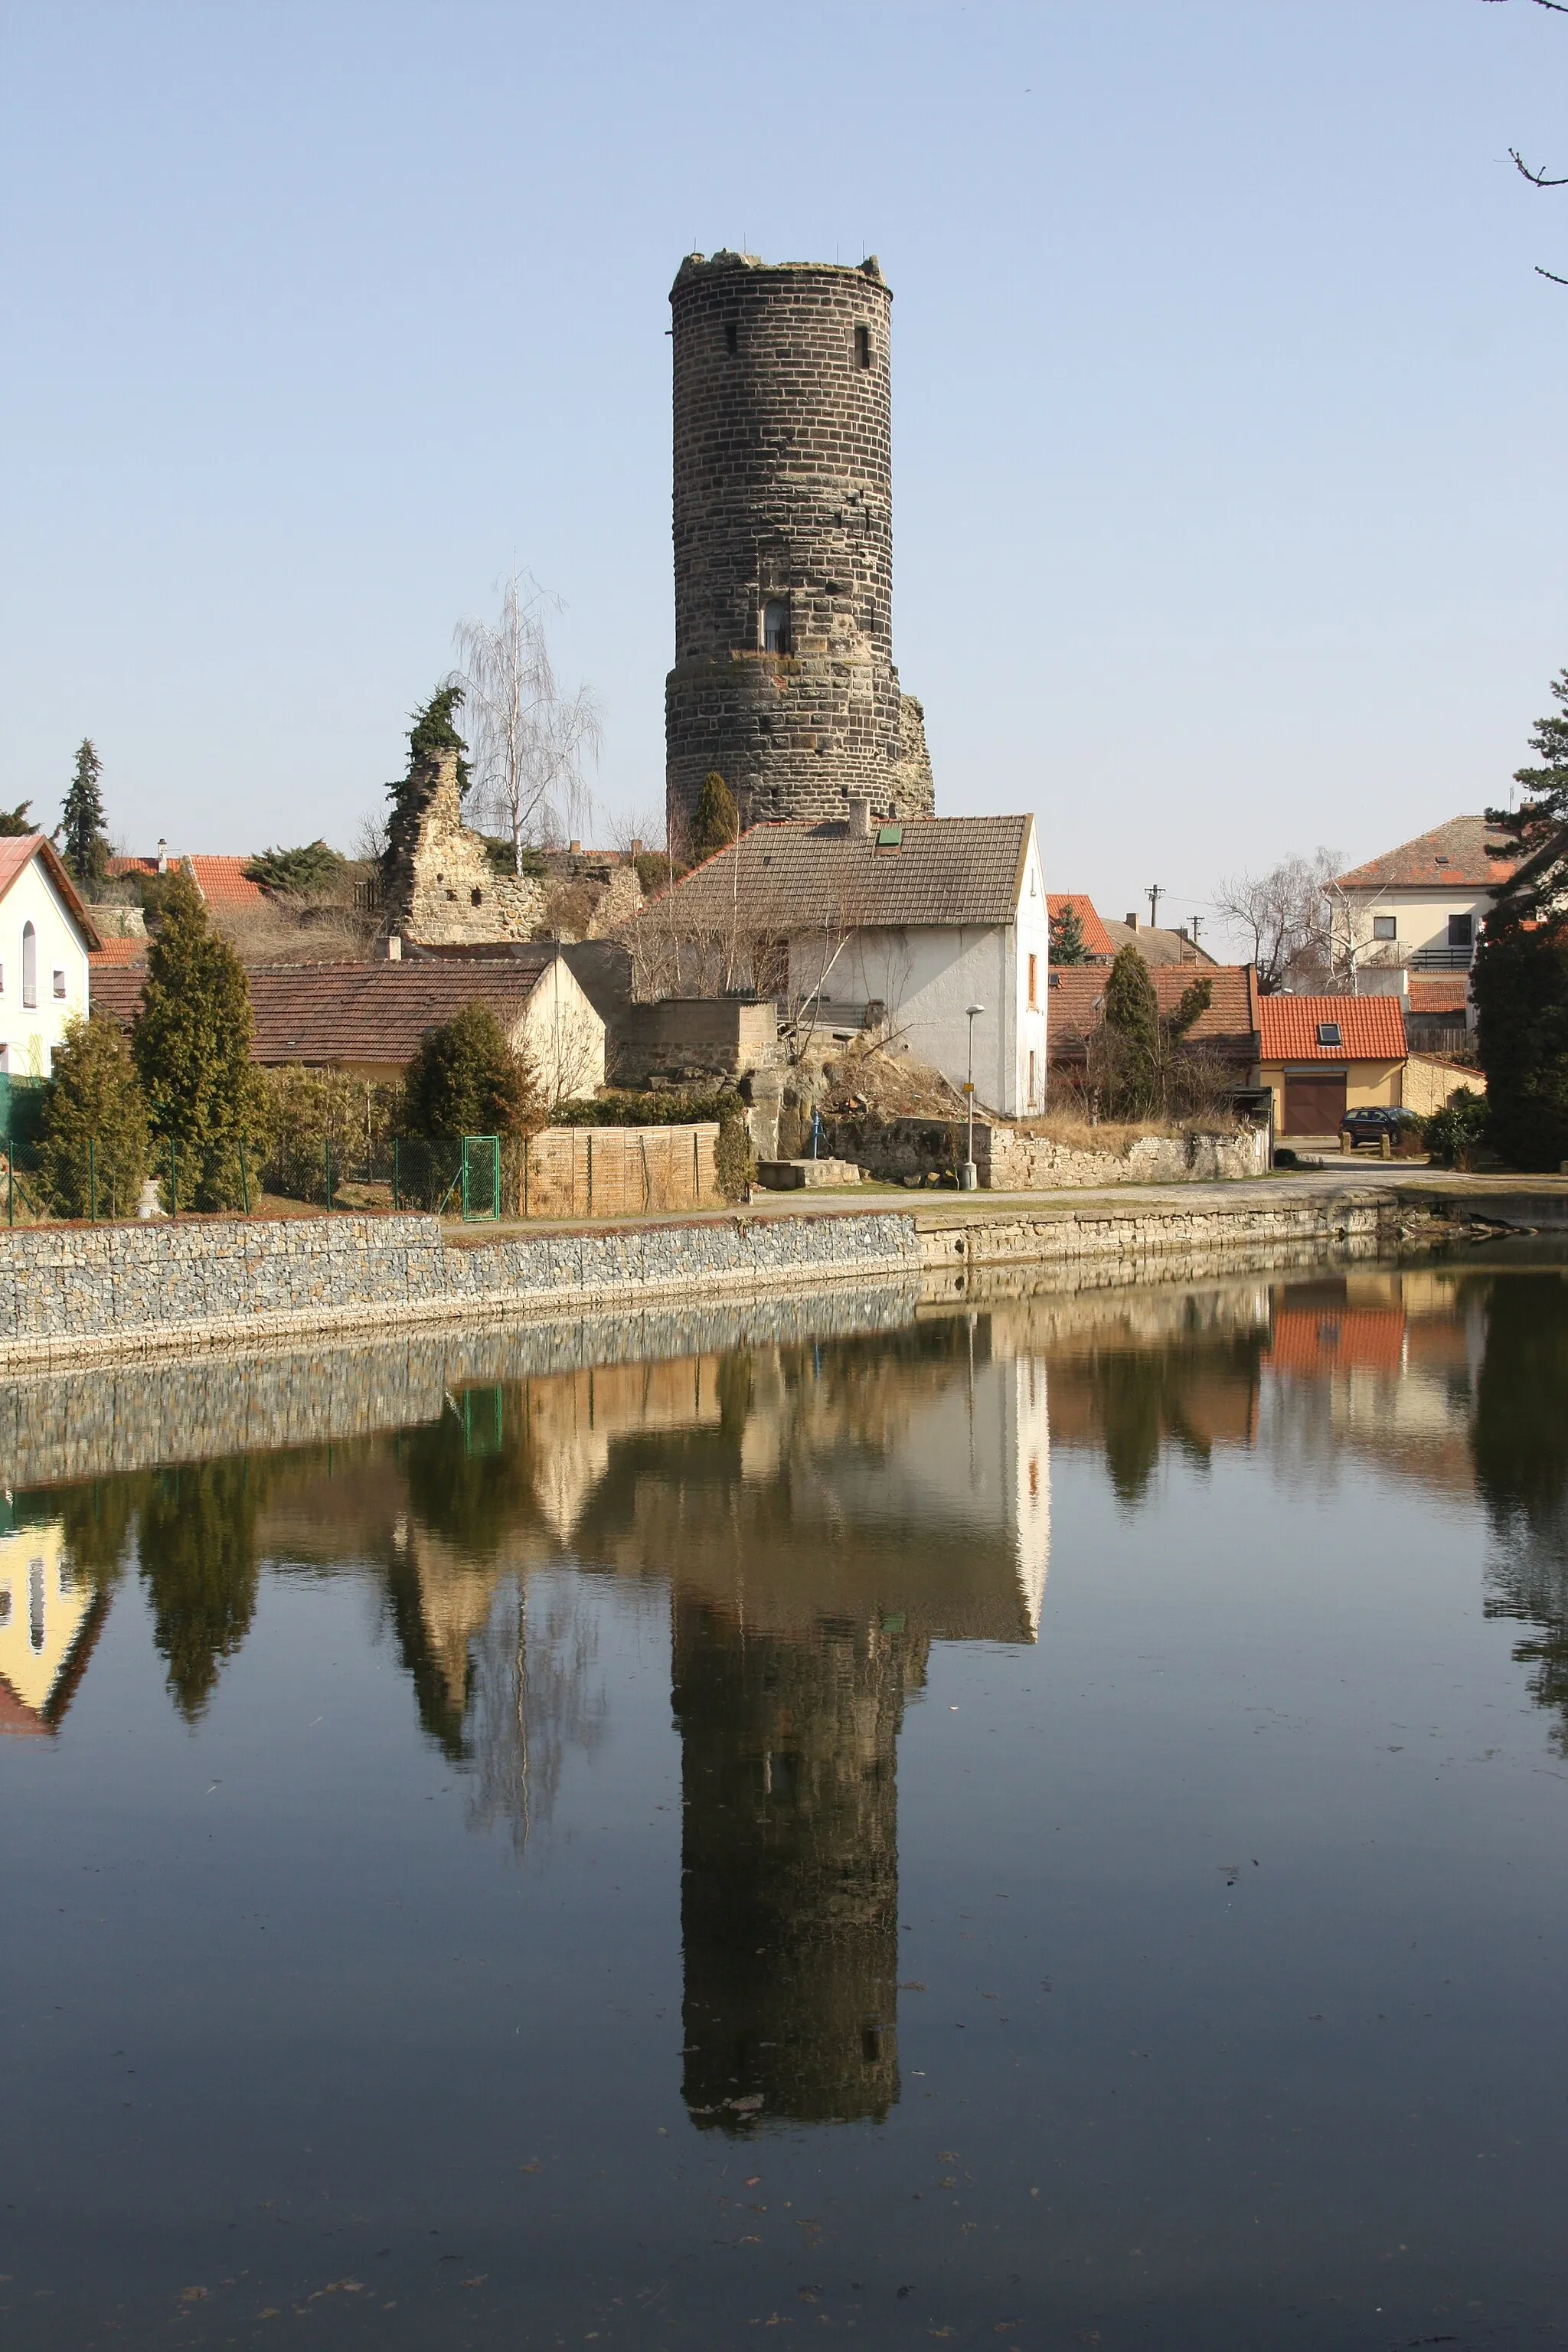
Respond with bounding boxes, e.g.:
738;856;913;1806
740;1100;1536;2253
1338;1106;1420;1156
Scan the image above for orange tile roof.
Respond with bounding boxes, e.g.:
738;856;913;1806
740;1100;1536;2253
1047;962;1259;1052
88;938;149;967
1268;1308;1406;1377
107;852;267;910
1047;893;1116;959
1258;994;1406;1063
1334;816;1516;892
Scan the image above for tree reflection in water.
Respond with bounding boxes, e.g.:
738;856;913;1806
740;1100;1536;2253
136;1460;263;1722
1473;1270;1568;1753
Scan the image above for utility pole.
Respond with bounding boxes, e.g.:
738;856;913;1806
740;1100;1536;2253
1188;914;1203;950
1147;884;1164;930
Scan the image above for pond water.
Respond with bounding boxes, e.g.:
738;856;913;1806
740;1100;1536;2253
2;1259;1568;2350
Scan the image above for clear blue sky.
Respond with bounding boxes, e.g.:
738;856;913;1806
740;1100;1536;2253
4;0;1566;939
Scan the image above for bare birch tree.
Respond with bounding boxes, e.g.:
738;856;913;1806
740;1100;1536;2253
454;568;603;873
1213;848;1343;993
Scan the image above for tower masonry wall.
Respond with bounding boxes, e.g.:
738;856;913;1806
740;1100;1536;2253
666;252;934;840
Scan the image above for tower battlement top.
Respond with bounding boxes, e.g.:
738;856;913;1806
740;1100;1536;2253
672;250;886;292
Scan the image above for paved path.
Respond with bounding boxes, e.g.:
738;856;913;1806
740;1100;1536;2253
446;1161;1568;1245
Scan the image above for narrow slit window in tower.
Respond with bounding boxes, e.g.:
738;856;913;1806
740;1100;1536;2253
763;599;790;655
724;319;738;356
854;323;871;369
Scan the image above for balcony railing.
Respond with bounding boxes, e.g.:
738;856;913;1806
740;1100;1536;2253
1408;946;1474;972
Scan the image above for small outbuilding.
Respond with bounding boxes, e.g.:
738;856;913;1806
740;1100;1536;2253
1258;995;1407;1138
89;949;605;1105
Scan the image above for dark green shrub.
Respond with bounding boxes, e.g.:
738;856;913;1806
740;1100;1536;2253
400;1003;541;1139
1419;1086;1491;1169
38;1013;150;1219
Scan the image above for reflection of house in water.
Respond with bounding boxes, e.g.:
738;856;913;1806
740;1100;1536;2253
0;1509;109;1736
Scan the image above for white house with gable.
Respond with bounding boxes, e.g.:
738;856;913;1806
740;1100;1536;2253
0;835;101;1079
635;807;1050;1114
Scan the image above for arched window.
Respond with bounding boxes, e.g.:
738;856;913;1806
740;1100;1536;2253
21;922;36;1009
763;599;790;655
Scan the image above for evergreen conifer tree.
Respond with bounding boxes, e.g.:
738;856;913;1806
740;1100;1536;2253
1101;943;1161;1116
693;772;739;861
400;1003;539;1138
0;800;34;838
1475;665;1568;1169
60;739;109;889
131;872;265;1209
1048;900;1089;965
38;1013;151;1220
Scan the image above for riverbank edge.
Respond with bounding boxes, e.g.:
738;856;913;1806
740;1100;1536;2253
0;1183;1493;1374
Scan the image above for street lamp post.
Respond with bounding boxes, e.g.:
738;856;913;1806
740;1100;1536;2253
961;1003;985;1190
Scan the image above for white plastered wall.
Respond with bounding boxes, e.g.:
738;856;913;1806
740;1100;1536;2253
516;959;606;1107
786;819;1049;1116
2;857;93;1077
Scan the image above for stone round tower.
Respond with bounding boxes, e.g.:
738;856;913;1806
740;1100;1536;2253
665;250;934;845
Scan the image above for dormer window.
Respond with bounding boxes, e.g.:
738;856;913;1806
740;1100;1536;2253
1316;1021;1343;1047
763;598;790;655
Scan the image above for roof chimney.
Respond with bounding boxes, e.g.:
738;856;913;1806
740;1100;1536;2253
568;838;581;855
629;838;642;858
1124;910;1138;931
377;932;403;961
156;839;168;874
848;796;871;838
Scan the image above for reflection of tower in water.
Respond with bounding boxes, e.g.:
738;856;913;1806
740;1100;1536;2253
674;1598;926;2128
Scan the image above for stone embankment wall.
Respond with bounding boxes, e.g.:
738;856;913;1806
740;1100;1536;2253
831;1113;1268;1187
0;1209;920;1371
0;1186;1461;1377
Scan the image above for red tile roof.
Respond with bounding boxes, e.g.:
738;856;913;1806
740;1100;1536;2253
89;955;565;1067
1258;995;1406;1063
0;832;103;949
1268;1308;1406;1377
1334;816;1516;892
107;853;268;910
1409;977;1468;1015
1047;962;1260;1054
1047;893;1116;959
89;937;148;967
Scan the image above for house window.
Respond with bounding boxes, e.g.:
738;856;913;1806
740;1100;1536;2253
1373;915;1396;942
29;1558;44;1652
1027;952;1038;1008
52;969;65;1000
763;598;790;654
21;923;35;1009
470;889;483;908
1316;1021;1343;1047
0;1583;11;1626
1448;913;1474;949
1028;1048;1037;1107
854;323;871;369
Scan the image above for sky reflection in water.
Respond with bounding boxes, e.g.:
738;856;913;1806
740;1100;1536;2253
2;1262;1567;2350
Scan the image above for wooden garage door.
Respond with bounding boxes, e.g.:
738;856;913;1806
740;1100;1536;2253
1282;1069;1348;1135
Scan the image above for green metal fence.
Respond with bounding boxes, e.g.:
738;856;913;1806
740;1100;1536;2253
390;1136;501;1220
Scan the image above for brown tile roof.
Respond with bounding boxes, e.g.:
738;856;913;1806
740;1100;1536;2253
641;815;1034;932
1408;977;1468;1015
1047;893;1116;959
0;832;103;949
1334;816;1517;892
1259;994;1406;1063
89;955;563;1066
1099;918;1218;967
108;853;269;910
1047;962;1259;1054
